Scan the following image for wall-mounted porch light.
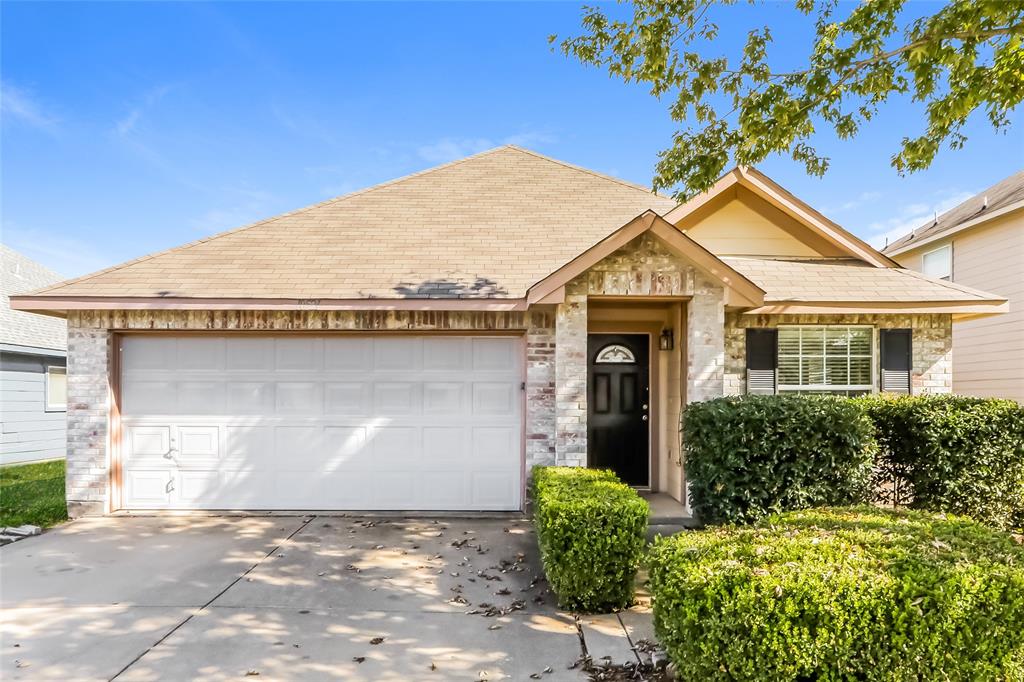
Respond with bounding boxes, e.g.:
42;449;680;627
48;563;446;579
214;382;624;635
659;328;674;351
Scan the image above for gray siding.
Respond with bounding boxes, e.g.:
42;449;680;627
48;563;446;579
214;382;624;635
1;351;66;465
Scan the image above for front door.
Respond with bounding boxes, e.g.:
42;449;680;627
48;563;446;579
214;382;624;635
587;334;650;487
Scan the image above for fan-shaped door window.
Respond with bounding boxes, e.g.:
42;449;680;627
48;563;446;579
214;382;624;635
595;344;636;364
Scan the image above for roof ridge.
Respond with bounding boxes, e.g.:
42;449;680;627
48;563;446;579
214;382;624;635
26;146;523;296
504;144;673;200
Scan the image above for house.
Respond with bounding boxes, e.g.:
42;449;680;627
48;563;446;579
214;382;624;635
10;146;1008;516
883;172;1023;402
1;245;68;465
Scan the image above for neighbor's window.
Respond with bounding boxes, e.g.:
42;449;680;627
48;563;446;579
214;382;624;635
777;326;873;396
922;244;952;280
45;366;67;411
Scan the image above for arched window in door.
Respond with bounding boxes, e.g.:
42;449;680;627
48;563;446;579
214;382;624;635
594;344;636;364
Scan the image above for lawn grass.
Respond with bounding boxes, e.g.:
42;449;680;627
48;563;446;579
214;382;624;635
0;459;67;528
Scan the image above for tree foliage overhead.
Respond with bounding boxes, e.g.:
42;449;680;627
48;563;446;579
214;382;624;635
552;0;1024;198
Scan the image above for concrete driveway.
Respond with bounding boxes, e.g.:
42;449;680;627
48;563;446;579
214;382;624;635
0;514;617;681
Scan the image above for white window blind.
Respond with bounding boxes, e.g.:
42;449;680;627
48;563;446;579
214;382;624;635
922;244;952;280
777;326;873;395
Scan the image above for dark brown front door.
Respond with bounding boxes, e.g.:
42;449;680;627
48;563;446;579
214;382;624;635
587;333;650;487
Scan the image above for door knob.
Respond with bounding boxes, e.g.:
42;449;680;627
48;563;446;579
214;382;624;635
642;415;649;421
642;404;648;410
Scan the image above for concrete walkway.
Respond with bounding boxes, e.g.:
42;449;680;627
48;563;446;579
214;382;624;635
0;515;655;681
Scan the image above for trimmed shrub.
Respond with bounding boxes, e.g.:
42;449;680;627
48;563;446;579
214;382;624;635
682;395;876;524
531;466;648;612
648;507;1024;681
859;395;1024;531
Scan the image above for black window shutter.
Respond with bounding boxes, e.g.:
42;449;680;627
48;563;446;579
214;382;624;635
880;329;912;394
746;329;777;395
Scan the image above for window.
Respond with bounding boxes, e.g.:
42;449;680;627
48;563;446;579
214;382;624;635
594;344;635;364
922;244;952;280
777;326;873;395
45;366;67;411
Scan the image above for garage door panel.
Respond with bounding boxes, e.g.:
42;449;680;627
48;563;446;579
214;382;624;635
374;337;420;371
275;338;322;371
472;337;517;371
224;426;273;469
177;338;225;370
423;382;465;414
226;338;274;370
423;427;466;463
226;382;275;414
120;335;522;510
324;383;369;415
324;337;372;370
472;383;516;415
123;381;178;415
276;382;322;414
373;383;420;415
423;337;469;371
178;382;225;414
370;426;420;463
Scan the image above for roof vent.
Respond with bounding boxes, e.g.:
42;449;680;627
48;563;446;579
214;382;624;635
983;195;988;210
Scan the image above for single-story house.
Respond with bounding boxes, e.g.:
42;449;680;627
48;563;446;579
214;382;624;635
1;245;68;465
884;171;1023;402
11;146;1008;516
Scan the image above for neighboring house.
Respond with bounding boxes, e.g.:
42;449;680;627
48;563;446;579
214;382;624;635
11;146;1007;516
1;245;68;465
884;172;1024;403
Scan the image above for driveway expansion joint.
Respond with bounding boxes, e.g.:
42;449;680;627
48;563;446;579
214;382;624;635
107;515;315;681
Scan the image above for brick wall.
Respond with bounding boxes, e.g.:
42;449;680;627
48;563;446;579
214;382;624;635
65;327;112;516
65;308;557;515
553;233;726;463
724;312;953;395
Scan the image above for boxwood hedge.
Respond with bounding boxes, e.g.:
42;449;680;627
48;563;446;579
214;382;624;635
530;466;648;612
859;395;1024;531
682;395;876;524
648;507;1024;681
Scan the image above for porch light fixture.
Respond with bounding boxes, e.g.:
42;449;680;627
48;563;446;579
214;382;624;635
659;328;674;351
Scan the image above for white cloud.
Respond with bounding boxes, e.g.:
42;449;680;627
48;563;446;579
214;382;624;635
1;81;59;132
416;131;558;164
188;187;279;234
865;190;976;249
114;83;175;138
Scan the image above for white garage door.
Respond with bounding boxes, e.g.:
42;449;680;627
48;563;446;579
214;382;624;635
119;335;523;511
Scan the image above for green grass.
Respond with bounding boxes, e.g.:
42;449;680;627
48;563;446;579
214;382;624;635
0;460;67;528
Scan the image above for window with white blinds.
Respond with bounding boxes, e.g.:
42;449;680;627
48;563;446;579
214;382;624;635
777;326;873;395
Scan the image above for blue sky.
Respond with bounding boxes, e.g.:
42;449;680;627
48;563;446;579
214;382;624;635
3;1;1021;278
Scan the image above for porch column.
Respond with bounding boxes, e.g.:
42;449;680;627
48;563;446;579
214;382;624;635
554;286;588;466
686;276;725;403
66;323;112;516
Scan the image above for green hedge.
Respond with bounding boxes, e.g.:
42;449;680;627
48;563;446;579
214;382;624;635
682;395;876;524
859;395;1024;531
648;507;1024;681
530;466;648;612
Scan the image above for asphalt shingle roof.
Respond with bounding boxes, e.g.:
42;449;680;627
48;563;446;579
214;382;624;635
25;146;677;300
723;257;1005;303
884;171;1024;253
1;245;67;350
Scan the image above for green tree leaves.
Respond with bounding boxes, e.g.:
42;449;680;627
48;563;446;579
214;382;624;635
553;0;1024;198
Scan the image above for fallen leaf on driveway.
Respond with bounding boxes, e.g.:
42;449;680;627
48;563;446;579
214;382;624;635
370;637;385;645
245;670;260;676
353;656;365;663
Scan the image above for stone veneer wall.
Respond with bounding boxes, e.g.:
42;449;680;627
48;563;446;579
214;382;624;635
64;308;556;515
553;233;726;463
724;312;953;395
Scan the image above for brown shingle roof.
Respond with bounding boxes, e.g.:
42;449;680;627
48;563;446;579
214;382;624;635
884;171;1024;254
24;146;677;301
723;257;1006;303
